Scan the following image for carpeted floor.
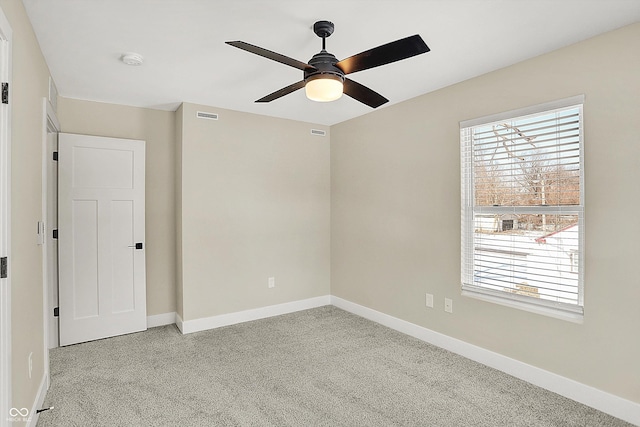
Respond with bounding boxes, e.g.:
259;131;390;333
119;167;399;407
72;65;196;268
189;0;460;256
37;306;631;426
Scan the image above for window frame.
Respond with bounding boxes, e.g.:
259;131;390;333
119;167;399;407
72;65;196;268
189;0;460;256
460;96;585;323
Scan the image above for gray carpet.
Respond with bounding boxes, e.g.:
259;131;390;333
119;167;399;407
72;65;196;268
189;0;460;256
37;306;631;426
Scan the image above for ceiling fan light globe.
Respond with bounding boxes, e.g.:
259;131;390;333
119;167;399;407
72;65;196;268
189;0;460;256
305;75;343;102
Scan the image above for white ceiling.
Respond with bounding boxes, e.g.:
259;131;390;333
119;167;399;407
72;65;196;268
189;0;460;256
22;0;640;126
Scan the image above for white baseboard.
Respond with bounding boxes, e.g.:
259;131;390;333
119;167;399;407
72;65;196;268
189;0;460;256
330;296;640;426
178;295;331;334
25;373;48;427
147;312;176;328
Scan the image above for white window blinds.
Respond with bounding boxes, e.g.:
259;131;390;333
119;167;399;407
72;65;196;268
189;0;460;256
461;97;584;317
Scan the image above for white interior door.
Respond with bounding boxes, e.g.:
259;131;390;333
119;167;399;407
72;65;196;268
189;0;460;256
58;133;146;346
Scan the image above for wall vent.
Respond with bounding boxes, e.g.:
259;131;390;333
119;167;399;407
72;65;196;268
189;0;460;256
310;129;326;137
196;111;219;120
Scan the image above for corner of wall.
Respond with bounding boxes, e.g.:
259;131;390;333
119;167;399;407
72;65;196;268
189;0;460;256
175;103;184;319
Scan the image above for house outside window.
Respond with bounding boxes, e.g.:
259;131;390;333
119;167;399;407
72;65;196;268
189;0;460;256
460;96;584;321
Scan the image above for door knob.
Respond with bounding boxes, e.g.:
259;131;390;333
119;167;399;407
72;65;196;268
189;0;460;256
128;243;143;250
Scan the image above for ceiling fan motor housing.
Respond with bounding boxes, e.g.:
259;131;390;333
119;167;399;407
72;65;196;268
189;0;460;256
304;50;344;83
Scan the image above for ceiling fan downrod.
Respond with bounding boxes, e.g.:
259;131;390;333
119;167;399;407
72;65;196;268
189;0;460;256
313;20;334;51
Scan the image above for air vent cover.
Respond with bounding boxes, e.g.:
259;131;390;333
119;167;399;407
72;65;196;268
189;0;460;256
197;111;219;120
310;129;326;137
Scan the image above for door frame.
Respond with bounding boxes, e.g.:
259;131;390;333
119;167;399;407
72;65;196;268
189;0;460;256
41;99;59;388
0;6;12;426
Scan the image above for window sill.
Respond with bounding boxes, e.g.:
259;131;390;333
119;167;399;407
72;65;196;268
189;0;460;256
462;287;584;324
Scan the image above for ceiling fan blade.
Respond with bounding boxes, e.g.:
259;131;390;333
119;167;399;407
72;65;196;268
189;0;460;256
226;41;315;71
343;78;388;108
256;80;306;103
335;35;430;75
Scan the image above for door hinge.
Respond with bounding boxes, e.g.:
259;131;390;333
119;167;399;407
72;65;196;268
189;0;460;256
52;229;58;239
53;151;58;161
1;83;8;104
53;307;59;317
0;257;7;278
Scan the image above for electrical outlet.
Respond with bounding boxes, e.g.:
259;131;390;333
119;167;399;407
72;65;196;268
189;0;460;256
425;293;434;308
268;277;275;288
444;298;453;313
28;352;33;379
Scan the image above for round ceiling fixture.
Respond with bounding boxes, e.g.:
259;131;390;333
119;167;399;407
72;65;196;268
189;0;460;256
121;52;144;66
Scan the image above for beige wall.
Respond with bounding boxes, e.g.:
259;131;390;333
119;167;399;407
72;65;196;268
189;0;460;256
56;98;177;316
331;23;640;403
177;103;330;321
0;0;50;417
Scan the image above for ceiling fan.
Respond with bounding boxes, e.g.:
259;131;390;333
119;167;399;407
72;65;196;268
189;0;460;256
226;21;430;108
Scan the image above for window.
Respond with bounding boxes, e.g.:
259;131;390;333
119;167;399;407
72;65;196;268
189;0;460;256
460;96;584;321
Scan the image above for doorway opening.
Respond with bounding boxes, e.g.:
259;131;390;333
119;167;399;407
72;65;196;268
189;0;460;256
43;99;60;357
